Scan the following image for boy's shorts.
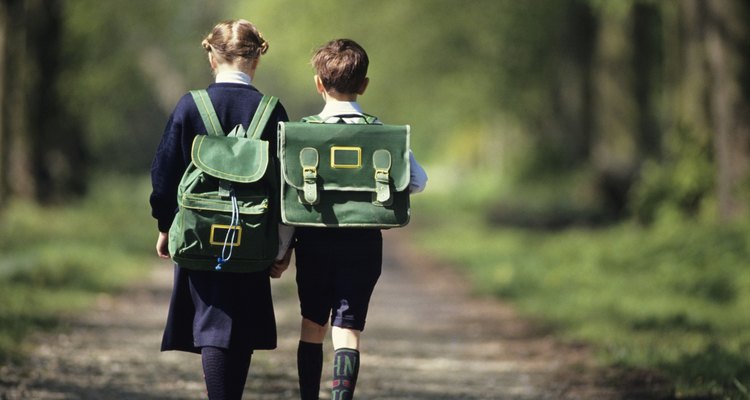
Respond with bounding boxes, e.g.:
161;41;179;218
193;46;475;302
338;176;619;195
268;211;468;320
294;228;382;331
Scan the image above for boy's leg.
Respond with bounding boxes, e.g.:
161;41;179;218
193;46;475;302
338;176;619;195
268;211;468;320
327;233;381;399
295;233;336;400
331;346;360;400
298;319;328;400
331;326;360;350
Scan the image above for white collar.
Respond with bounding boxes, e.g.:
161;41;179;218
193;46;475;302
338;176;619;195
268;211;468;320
319;101;364;120
215;71;252;85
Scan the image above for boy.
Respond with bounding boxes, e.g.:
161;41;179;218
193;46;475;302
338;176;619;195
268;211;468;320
290;39;427;400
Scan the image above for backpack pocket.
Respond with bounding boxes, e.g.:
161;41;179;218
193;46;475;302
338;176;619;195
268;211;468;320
169;193;277;272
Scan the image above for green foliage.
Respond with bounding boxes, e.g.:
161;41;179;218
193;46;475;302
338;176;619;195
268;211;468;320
630;124;715;223
0;176;154;361
232;0;570;161
59;0;224;172
53;0;748;222
411;175;750;398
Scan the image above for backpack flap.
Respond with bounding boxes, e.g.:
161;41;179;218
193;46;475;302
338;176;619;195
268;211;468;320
191;135;269;183
279;122;410;197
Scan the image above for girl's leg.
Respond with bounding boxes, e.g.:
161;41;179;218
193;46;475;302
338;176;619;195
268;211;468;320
298;318;328;400
201;346;253;400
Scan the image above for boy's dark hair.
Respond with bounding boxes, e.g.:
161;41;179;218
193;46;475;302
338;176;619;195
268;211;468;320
311;39;369;94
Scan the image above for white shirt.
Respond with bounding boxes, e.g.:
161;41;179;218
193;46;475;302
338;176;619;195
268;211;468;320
215;70;252;85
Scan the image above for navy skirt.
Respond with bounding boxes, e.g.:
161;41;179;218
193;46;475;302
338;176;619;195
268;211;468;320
161;265;277;354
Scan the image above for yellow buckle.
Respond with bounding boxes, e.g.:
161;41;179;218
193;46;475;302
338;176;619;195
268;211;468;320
209;224;242;246
330;146;362;169
374;169;389;181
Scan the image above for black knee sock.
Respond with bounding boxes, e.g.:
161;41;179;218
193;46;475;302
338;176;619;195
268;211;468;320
297;341;323;400
201;346;252;400
331;348;360;400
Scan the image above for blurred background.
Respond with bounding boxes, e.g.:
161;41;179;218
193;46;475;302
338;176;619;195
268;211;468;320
1;0;749;398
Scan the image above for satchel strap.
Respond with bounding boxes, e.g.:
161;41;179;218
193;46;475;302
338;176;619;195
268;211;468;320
302;113;378;124
190;90;223;136
300;147;319;205
373;149;392;204
301;115;324;123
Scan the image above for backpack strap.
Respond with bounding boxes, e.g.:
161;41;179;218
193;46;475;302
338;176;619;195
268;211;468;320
190;91;278;138
190;90;223;136
247;95;279;139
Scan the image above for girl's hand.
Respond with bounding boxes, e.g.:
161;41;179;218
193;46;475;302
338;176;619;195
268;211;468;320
156;232;170;259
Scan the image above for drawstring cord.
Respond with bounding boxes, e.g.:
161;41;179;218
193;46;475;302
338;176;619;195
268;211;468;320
216;190;240;271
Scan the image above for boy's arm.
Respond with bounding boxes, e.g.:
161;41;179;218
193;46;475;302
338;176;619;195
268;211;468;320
270;248;292;278
276;224;295;261
408;150;428;194
270;224;295;278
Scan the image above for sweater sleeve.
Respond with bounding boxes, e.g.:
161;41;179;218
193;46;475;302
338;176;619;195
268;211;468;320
150;96;194;232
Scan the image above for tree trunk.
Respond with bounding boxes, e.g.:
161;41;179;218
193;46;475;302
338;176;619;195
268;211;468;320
703;0;750;221
0;0;86;205
3;0;35;200
632;2;662;159
0;1;8;205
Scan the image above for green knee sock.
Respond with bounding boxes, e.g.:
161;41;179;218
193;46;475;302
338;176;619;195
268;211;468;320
331;348;359;400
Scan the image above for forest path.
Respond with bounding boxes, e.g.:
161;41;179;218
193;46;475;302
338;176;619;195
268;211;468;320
0;231;667;399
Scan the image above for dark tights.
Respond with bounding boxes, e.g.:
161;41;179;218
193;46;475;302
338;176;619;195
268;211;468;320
201;346;253;400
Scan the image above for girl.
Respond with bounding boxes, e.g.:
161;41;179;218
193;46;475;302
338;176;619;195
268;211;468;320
150;19;289;400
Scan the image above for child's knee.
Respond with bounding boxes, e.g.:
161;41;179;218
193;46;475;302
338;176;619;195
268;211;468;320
301;318;328;342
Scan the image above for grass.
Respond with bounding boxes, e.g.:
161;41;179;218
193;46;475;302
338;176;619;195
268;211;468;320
409;170;750;399
0;175;154;362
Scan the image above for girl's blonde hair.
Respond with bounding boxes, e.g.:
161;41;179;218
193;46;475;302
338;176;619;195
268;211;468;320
202;19;268;67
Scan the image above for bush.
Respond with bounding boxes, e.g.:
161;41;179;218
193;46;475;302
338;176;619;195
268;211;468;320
0;175;154;361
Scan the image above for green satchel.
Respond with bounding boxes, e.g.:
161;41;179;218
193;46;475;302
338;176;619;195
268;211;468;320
278;115;410;228
168;90;279;272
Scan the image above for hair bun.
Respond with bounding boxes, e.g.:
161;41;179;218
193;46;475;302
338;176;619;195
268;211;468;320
202;20;268;62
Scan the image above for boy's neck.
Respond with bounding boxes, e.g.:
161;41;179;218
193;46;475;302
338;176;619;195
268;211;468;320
324;90;358;102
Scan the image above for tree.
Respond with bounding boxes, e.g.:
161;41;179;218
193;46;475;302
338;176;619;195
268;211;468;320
702;0;750;221
0;0;86;205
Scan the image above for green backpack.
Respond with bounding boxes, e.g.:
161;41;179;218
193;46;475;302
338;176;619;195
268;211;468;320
168;90;279;272
278;115;410;228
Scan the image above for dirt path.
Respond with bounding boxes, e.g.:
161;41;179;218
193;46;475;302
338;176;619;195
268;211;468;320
0;231;669;399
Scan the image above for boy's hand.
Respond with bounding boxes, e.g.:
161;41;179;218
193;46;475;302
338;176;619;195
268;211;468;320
270;248;293;278
156;232;170;259
269;260;289;279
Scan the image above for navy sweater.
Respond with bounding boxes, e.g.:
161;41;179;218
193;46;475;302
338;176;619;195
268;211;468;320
150;83;288;232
